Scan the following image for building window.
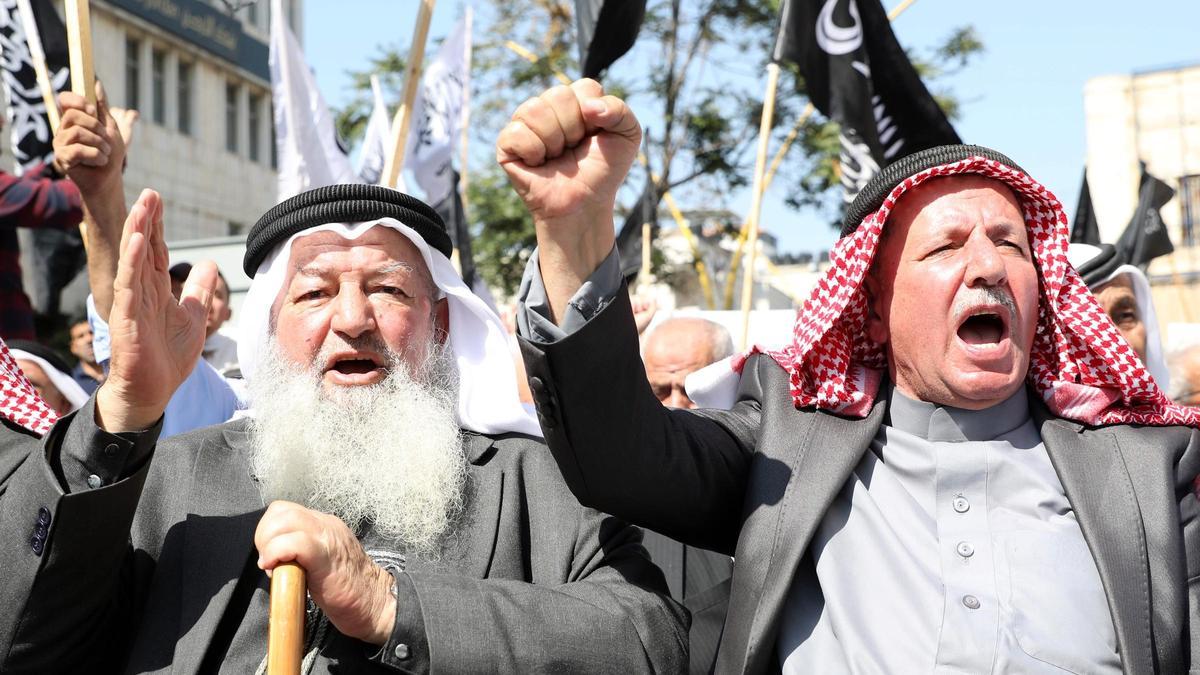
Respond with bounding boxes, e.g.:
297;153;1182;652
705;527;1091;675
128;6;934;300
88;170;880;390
225;82;239;154
270;121;277;169
124;37;140;110
1182;174;1200;247
151;48;166;125
177;61;193;135
228;221;246;236
248;93;262;162
247;2;259;27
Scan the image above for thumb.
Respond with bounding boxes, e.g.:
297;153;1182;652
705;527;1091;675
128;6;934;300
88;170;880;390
179;260;218;325
581;96;641;145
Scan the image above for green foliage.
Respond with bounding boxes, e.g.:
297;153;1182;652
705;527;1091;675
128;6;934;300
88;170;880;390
331;1;984;296
334;47;407;145
466;167;538;297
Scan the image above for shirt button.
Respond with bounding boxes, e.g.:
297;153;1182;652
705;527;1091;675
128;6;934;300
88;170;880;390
393;643;410;660
956;541;975;558
104;443;119;458
86;474;103;489
962;594;981;610
952;496;970;513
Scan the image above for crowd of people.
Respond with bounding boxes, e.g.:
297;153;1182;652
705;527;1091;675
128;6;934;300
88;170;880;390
0;76;1197;673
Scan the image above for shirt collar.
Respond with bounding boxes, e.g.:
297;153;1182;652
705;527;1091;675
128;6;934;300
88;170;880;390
885;383;1030;442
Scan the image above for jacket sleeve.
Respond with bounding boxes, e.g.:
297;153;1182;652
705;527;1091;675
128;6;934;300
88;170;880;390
1178;428;1200;672
0;163;83;231
518;285;763;556
0;397;161;673
373;511;689;674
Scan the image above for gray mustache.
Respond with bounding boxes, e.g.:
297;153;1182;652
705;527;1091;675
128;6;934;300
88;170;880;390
951;287;1017;324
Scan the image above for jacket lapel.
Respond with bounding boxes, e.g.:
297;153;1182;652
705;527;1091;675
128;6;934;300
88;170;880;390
402;432;503;580
1036;404;1154;674
736;395;886;673
173;425;265;674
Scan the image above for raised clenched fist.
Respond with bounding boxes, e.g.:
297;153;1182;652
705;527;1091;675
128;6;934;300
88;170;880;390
497;79;641;324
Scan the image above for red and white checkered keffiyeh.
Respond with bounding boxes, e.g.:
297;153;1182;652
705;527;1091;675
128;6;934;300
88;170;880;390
735;155;1200;427
0;338;57;436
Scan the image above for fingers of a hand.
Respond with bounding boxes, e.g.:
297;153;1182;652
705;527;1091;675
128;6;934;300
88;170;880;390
119;193;152;263
145;192;168;272
570;78;604;100
512;97;565;160
56;125;111;157
254;501;311;552
95;80;110;125
581;95;641;142
114;230;146;302
179;260;218;324
257;531;321;573
56;91;95;117
541;85;586;149
496;120;548;168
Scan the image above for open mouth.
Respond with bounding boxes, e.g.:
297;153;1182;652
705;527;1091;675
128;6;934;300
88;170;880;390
324;352;387;383
956;310;1009;347
330;358;380;375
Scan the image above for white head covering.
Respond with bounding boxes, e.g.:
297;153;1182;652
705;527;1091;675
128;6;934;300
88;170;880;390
9;348;89;412
1067;243;1170;393
237;218;542;438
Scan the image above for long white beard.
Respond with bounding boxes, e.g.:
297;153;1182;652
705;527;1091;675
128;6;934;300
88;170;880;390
247;338;466;555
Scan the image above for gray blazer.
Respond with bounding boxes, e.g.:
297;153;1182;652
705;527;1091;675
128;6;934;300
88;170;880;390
519;289;1200;675
0;400;689;673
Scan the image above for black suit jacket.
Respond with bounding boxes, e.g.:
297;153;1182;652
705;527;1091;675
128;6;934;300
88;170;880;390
519;289;1200;675
0;400;689;673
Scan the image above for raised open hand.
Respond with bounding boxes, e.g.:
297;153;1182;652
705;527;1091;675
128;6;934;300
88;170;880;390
94;189;216;432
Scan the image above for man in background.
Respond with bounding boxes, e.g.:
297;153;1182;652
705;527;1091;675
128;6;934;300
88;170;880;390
641;315;736;673
643;317;734;410
67;318;103;394
1068;243;1170;391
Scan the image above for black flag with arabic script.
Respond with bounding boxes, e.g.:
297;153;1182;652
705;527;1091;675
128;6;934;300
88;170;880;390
774;0;960;203
1116;165;1176;268
575;0;646;79
0;0;86;320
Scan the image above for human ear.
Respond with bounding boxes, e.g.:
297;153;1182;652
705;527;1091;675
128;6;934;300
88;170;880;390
863;273;889;346
433;298;450;345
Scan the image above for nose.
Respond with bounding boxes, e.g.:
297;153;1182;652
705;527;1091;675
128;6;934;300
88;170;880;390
964;233;1007;288
330;284;376;338
668;387;695;410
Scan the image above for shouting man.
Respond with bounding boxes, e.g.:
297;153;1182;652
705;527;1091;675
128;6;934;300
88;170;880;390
0;184;686;672
505;80;1200;673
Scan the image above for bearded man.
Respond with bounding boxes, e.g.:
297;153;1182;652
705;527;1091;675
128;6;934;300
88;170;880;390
502;80;1200;674
0;185;686;673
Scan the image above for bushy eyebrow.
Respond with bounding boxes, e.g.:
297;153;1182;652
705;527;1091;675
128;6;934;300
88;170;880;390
293;261;414;279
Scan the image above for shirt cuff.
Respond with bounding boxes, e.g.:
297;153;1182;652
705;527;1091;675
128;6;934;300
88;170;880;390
54;395;162;494
86;294;112;367
516;245;622;344
367;570;429;674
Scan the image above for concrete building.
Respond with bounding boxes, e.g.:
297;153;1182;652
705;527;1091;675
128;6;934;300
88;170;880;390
6;0;302;324
92;0;301;242
1083;62;1200;330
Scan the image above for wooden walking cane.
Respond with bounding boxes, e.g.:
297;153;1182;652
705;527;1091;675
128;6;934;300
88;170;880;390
267;563;306;675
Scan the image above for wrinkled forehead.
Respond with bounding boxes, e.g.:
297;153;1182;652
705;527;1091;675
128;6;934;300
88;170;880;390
875;175;1026;258
272;224;436;305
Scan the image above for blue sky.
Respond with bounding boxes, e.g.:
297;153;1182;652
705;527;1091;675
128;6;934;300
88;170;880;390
305;0;1200;255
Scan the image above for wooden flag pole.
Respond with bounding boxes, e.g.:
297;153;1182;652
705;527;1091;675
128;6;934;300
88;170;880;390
64;0;95;106
381;0;436;189
267;563;306;675
727;0;922;315
737;63;781;349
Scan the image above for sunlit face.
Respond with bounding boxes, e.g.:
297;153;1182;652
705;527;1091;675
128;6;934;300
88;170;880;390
643;320;719;410
17;359;70;415
272;227;449;393
1092;274;1146;362
69;321;94;363
865;175;1040;410
206;274;233;337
